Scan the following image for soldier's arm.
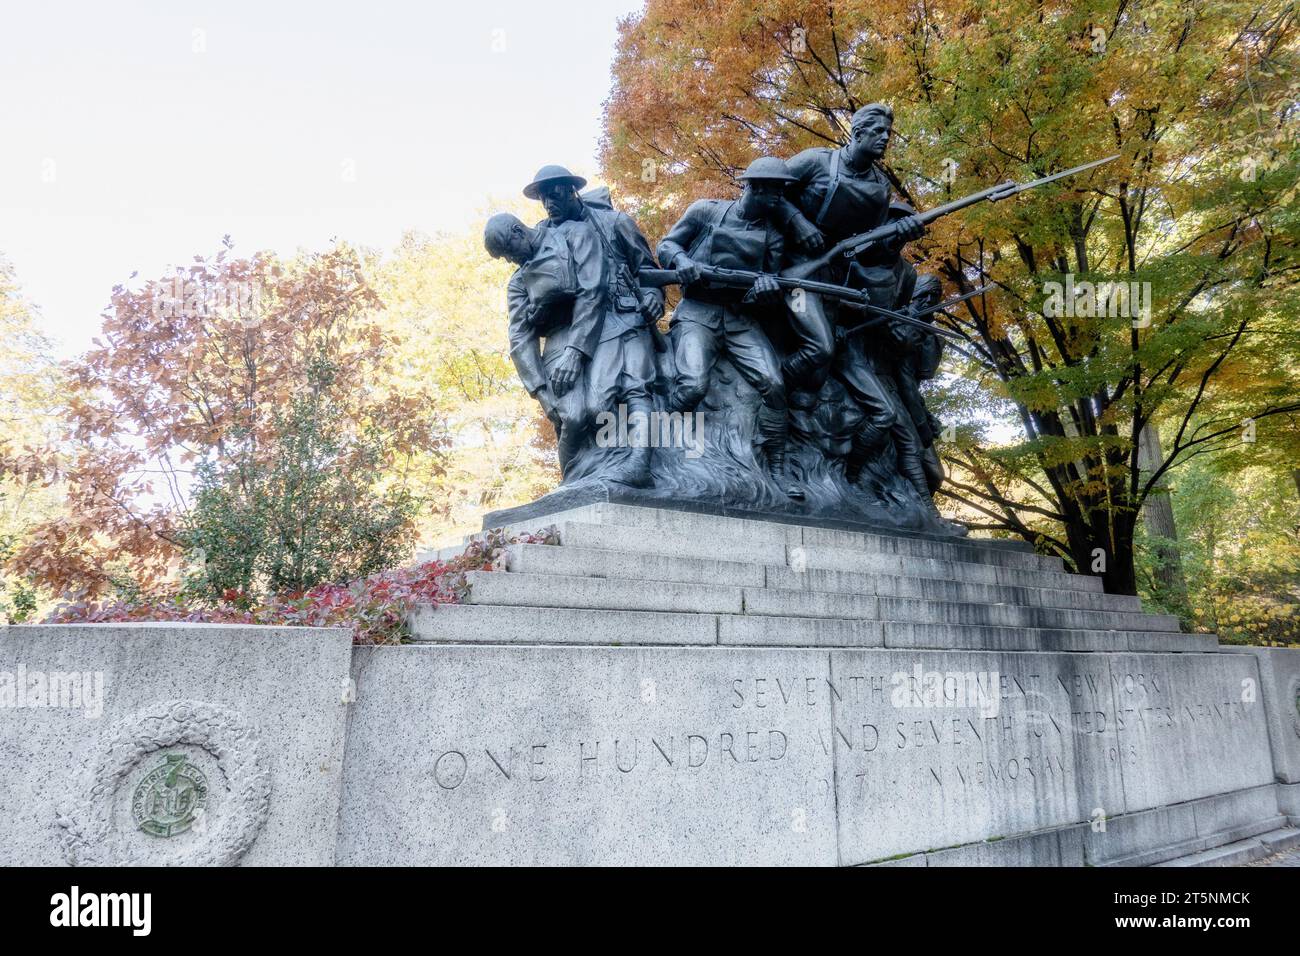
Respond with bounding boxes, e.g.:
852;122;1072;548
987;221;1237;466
917;333;944;380
771;149;824;234
563;224;607;360
656;201;710;269
506;272;547;396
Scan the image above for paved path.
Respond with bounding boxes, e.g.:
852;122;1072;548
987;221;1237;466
1248;846;1300;866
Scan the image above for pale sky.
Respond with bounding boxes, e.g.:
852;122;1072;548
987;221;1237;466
0;0;645;356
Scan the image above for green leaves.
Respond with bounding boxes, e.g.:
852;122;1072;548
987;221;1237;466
180;355;424;603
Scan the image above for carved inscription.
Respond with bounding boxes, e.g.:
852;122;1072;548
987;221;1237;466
425;662;1258;802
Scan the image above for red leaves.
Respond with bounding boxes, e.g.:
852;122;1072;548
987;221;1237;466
40;528;559;644
44;559;458;645
8;242;448;601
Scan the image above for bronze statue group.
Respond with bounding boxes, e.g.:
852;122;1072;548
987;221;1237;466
485;103;968;534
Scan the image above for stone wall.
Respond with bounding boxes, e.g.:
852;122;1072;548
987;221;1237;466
2;507;1298;866
336;644;1281;866
0;624;352;866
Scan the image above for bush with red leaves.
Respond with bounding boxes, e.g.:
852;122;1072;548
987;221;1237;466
40;527;558;645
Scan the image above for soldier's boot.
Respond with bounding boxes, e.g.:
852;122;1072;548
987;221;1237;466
899;445;967;536
844;424;888;484
757;406;801;500
781;353;830;395
921;444;945;496
603;398;654;488
666;390;701;416
899;434;972;538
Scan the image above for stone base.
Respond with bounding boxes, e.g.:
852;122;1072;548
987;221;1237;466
4;504;1298;866
483;483;968;542
335;642;1283;865
0;624;352;866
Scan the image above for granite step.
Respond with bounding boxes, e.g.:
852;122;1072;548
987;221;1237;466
878;620;1213;652
408;603;720;645
497;500;1041;557
761;589;1179;632
462;571;1181;632
464;570;744;615
502;543;1140;613
503;543;766;589
518;512;1066;573
551;522;1098;593
769;564;1138;612
796;545;1101;594
407;602;1213;653
1154;828;1297;867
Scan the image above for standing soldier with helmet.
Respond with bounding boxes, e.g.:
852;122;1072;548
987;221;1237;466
522;164;665;488
656;156;801;494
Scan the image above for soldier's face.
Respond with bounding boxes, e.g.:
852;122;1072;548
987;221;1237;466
502;225;533;265
539;182;584;223
744;179;784;212
849;116;892;164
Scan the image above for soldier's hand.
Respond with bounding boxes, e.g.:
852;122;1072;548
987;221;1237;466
672;256;702;285
743;274;782;305
549;347;585;398
896;215;926;241
639;291;664;322
792;217;825;254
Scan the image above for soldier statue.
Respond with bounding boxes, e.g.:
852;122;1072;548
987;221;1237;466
482;210;606;478
773;102;926;389
656;157;799;494
485;119;1113;534
772;102;960;526
488;164;665;488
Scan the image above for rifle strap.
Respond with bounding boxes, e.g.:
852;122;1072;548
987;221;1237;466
585;208;640;303
814;149;841;228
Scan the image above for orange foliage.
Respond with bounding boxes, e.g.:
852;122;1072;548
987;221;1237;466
11;241;445;600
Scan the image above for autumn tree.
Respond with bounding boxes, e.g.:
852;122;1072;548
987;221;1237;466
602;0;1300;595
372;211;561;547
10;241;447;601
0;257;64;620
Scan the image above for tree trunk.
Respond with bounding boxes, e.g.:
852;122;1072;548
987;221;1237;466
1137;423;1189;609
1059;500;1139;595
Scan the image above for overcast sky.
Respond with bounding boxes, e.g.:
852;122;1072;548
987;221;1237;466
0;0;644;356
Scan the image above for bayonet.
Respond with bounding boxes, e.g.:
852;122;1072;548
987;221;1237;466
782;154;1121;281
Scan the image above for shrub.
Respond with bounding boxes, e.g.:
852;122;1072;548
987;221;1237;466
42;527;557;645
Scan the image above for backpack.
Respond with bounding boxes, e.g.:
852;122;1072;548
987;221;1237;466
522;230;579;310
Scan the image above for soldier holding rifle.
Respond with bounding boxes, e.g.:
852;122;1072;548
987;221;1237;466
655;157;800;493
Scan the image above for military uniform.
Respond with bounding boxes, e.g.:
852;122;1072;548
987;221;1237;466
657;199;787;414
777;147;908;384
507;204;658;479
777;146;932;499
